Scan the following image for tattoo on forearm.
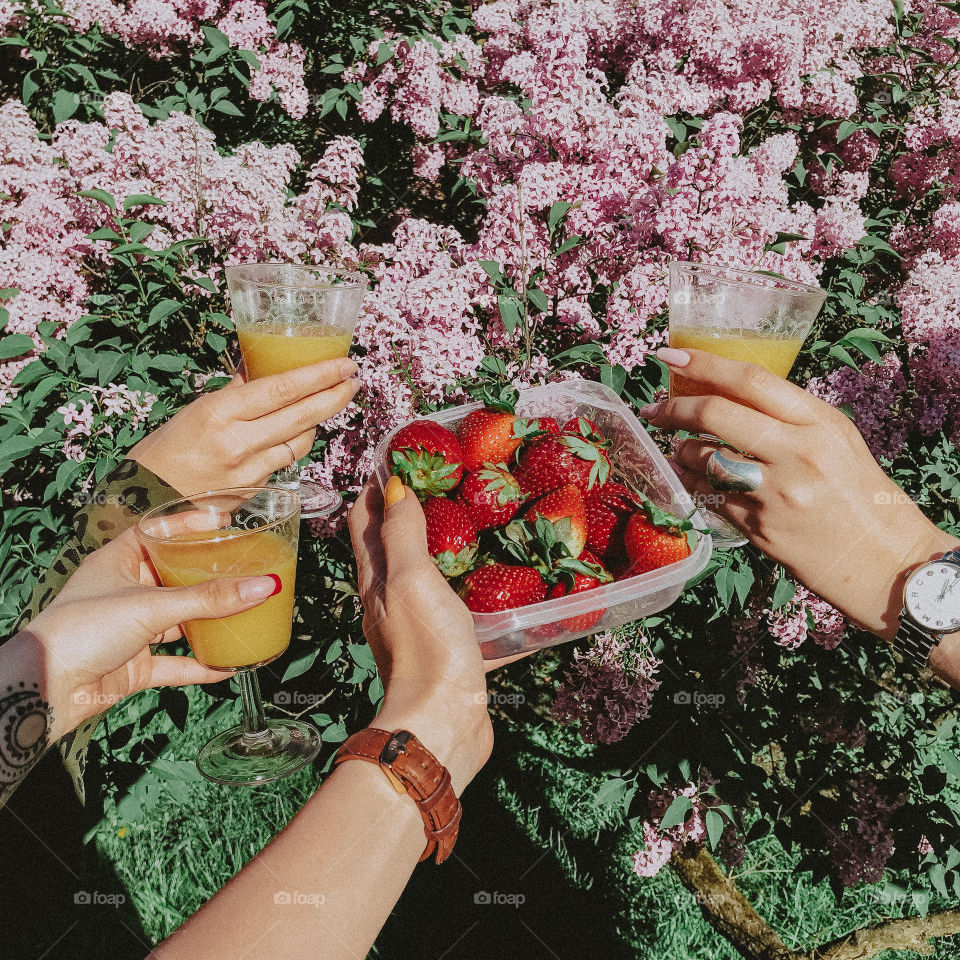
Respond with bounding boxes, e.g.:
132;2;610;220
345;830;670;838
0;682;51;805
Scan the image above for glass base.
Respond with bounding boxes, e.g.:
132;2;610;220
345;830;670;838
196;717;322;786
704;509;749;549
297;481;342;519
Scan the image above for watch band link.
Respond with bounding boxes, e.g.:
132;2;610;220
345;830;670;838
893;616;941;671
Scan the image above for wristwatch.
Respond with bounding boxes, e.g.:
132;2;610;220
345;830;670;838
893;548;960;670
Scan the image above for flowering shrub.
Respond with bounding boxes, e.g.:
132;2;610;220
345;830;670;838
4;0;960;949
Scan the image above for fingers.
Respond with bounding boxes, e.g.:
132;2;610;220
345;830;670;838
246;427;317;483
657;347;821;426
379;478;432;578
140;655;235;690
643;393;785;460
232;358;358;421
348;481;387;599
140;575;281;638
251;377;360;448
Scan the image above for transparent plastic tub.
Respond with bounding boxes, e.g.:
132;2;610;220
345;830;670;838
374;379;712;659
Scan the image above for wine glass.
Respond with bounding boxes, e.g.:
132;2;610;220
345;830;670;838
225;263;367;519
139;486;321;786
668;261;827;548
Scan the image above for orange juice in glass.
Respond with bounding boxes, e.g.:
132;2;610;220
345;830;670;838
226;263;367;519
140;486;321;786
667;261;827;545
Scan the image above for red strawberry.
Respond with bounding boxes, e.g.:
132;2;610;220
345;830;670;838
562;416;605;442
523;483;587;558
461;563;546;613
584;481;642;563
456;408;523;472
514;416;560;441
622;504;693;575
515;433;612;498
424;497;478;578
388;421;464;498
535;550;612;638
457;464;526;530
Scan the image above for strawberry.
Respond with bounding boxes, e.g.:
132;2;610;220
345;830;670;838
513;416;560;442
532;550;612;638
584;481;642;563
515;433;612;498
457;464;526;530
460;563;546;613
562;416;605;442
622;500;694;575
456;407;523;472
523;483;587;558
388;420;464;498
423;497;478;578
530;416;560;437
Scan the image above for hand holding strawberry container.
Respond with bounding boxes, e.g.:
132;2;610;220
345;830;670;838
374;379;712;660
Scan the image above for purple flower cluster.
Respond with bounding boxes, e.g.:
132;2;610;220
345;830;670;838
824;774;899;886
551;632;661;744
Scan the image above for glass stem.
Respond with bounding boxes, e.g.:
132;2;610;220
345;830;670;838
238;669;270;742
275;463;300;490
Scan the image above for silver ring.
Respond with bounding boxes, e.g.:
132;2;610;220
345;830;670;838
281;440;297;468
706;449;763;493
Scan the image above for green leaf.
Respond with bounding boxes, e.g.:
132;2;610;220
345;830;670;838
348;642;377;673
0;334;35;360
771;577;796;610
836;120;860;142
498;294;523;336
77;188;116;210
547;200;572;235
212;99;245;116
149;354;187;373
554;235;584;256
480;260;504;285
22;69;38;105
148;299;183;325
705;809;725;850
595;777;629;807
376;41;393;64
527;287;549;313
281;646;321;682
122;193;167;211
659;794;693;831
52;88;80;124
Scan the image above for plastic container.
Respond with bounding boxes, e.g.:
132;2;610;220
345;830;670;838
374;379;712;659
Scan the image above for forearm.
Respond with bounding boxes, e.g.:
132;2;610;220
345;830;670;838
0;633;53;807
154;759;427;960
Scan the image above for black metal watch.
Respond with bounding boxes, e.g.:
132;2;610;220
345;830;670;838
893;548;960;670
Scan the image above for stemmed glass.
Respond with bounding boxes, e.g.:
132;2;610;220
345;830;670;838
225;263;367;519
667;261;827;548
139;486;321;786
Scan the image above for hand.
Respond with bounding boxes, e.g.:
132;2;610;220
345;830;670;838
347;477;495;793
128;358;360;495
13;527;280;740
641;347;959;641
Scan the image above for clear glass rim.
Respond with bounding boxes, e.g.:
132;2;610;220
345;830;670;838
224;262;368;291
137;486;301;544
669;259;826;298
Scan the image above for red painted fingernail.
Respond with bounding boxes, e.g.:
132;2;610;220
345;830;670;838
268;574;282;596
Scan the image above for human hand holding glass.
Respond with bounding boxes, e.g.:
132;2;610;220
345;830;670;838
666;261;827;546
139;486;320;786
226;263;367;519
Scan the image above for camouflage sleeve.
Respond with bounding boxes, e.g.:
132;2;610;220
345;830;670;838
12;458;181;803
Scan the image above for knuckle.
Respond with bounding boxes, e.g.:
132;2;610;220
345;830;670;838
268;376;297;409
695;395;725;427
742;365;771;396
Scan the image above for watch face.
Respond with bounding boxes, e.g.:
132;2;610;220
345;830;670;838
905;561;960;632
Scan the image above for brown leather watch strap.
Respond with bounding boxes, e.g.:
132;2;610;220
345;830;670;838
333;728;462;864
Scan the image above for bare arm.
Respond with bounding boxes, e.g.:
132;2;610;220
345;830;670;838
155;477;498;960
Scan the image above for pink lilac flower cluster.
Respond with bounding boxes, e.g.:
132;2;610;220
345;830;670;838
824;773;899;886
0;93;362;401
734;580;846;662
57;382;157;461
551;631;661;744
52;0;309;116
631;781;712;878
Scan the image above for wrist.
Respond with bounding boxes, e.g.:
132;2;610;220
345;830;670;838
372;682;493;794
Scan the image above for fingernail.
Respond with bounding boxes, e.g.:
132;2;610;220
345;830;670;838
238;575;282;602
638;402;662;420
657;347;691;367
339;359;358;378
384;474;406;508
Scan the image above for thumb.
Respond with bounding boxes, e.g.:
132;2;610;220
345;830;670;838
140;574;282;637
379;477;431;577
